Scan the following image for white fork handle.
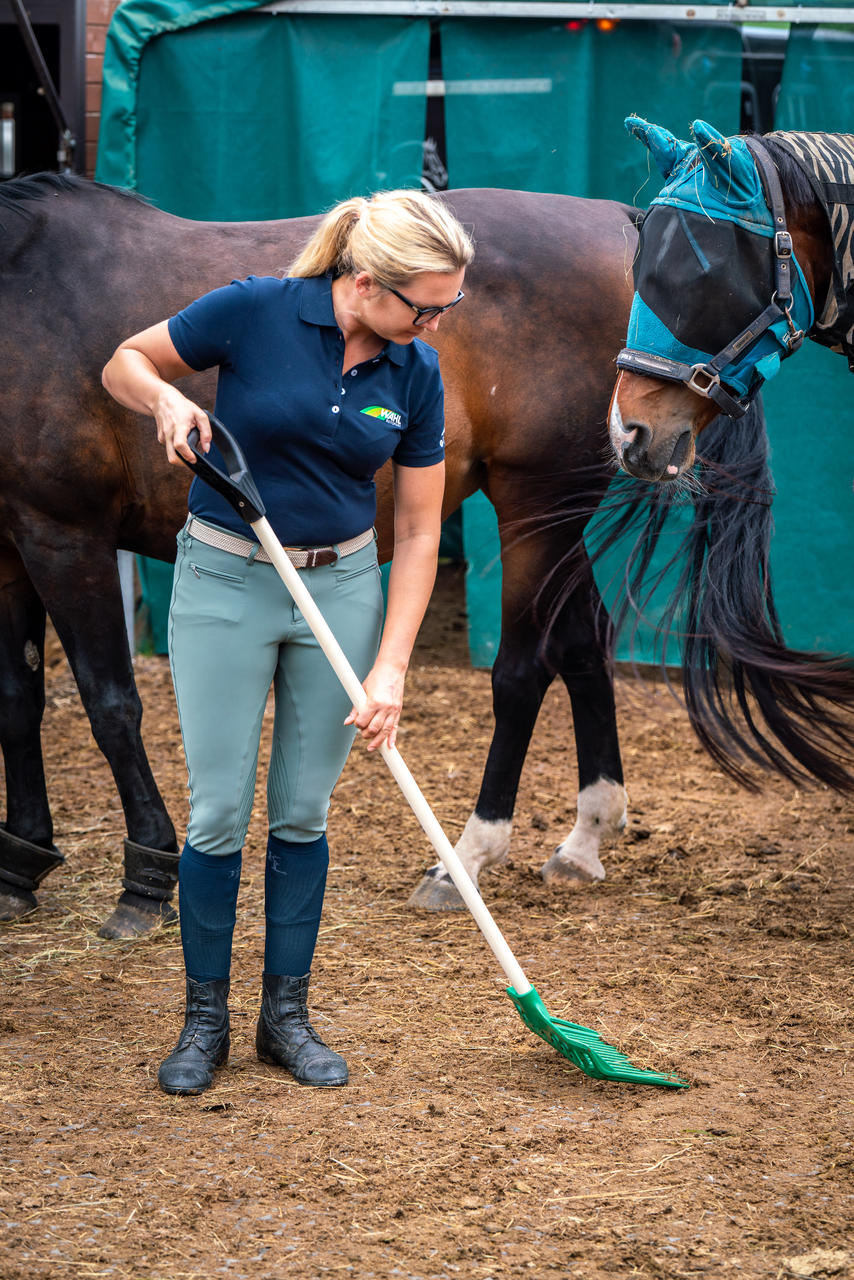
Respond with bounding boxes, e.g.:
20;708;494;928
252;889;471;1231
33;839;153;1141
250;515;532;997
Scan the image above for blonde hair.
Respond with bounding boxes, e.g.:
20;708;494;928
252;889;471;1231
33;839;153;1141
288;189;474;286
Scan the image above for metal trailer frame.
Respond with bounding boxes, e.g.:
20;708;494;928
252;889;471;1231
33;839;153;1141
260;1;854;26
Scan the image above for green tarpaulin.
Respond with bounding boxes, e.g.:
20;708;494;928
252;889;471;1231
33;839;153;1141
96;0;269;190
98;6;430;216
449;18;853;663
133;15;429;219
442;19;742;202
775;24;854;132
443;19;742;663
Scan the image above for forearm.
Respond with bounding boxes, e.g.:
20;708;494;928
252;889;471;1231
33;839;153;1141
102;326;210;464
376;529;441;674
346;459;444;750
102;347;187;418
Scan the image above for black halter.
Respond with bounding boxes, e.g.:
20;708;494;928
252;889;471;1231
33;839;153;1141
616;139;806;419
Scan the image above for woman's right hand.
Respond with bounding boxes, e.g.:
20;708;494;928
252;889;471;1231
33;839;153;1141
102;319;208;465
152;386;212;465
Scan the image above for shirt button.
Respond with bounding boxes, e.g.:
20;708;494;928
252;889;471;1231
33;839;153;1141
331;405;340;414
350;369;358;377
341;388;346;395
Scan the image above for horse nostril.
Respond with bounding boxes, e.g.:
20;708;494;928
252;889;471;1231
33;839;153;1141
622;421;651;461
668;429;692;472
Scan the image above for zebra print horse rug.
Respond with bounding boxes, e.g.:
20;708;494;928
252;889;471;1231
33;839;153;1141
772;131;854;368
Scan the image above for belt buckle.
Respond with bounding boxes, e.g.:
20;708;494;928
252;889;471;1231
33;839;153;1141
303;548;337;568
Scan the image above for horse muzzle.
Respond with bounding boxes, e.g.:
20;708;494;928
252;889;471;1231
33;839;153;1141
609;372;704;483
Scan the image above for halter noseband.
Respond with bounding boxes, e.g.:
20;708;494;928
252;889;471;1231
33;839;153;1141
616;138;806;419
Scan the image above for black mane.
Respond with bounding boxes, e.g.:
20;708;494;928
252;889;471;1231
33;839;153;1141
0;172;149;216
759;134;822;216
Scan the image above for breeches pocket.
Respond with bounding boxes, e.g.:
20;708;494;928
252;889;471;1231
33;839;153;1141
173;547;247;624
333;559;381;587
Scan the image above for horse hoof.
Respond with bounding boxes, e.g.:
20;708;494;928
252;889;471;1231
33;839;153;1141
407;869;467;912
98;892;178;940
0;885;38;921
541;851;603;888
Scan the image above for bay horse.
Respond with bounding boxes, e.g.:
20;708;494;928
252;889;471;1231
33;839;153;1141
1;173;852;941
0;174;636;937
604;119;854;786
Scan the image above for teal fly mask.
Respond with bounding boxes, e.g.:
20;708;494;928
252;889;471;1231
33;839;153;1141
616;118;814;418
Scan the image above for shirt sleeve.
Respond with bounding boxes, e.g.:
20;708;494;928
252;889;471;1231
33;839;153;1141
167;277;257;372
392;350;445;468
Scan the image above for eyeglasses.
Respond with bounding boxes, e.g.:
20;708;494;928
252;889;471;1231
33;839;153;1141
386;285;465;326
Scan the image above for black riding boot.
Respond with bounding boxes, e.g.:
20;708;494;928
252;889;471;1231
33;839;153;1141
158;977;230;1096
256;972;348;1087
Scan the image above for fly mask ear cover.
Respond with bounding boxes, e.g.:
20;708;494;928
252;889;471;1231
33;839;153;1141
618;118;815;410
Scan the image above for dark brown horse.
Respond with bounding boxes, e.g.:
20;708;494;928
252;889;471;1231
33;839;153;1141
1;173;851;941
0;175;638;937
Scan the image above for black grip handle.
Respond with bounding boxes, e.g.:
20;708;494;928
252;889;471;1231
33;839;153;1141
183;413;266;524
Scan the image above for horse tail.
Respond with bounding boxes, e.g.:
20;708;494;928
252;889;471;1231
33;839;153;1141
582;397;854;792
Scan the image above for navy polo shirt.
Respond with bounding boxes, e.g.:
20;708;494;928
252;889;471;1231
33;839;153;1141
167;274;445;546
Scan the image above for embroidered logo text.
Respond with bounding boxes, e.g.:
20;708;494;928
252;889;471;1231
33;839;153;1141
361;405;403;428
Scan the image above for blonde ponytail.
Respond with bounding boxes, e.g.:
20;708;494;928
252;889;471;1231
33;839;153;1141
287;197;369;278
288;189;473;284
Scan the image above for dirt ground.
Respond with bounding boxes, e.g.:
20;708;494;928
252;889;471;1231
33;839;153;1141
1;564;853;1280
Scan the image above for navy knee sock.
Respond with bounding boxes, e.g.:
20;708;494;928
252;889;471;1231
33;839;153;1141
264;832;329;978
178;842;242;983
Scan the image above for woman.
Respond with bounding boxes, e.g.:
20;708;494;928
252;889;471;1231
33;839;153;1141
102;190;474;1096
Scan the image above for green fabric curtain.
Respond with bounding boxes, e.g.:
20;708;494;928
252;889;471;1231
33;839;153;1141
774;23;854;132
760;344;854;653
133;14;430;219
96;0;269;190
453;17;853;663
766;27;854;652
445;19;743;664
442;19;742;202
99;9;430;218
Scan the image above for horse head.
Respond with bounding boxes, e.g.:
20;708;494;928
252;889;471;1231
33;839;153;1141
609;118;816;483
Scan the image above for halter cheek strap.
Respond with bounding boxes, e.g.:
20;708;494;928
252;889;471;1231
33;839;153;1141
616;137;806;419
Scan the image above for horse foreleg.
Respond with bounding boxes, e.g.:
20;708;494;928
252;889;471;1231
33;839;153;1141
408;619;552;910
408;541;626;909
19;532;179;938
0;547;65;918
540;602;627;885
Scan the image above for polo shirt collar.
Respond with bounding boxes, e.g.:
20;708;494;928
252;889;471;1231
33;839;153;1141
298;275;407;366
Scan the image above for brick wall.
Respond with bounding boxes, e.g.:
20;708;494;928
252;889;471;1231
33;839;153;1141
85;0;123;176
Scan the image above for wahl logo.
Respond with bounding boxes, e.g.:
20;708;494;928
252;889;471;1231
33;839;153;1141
361;405;403;428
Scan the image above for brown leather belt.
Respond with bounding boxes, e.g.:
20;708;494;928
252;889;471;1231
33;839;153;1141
187;518;374;569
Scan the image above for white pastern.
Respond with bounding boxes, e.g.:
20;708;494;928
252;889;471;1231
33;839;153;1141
432;813;512;887
543;777;628;884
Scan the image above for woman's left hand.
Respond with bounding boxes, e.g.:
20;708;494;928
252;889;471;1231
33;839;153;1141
344;661;406;751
